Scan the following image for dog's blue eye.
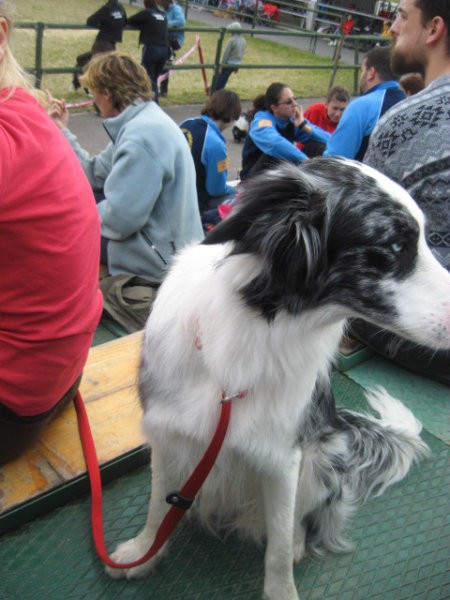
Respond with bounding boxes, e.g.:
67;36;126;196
391;242;403;253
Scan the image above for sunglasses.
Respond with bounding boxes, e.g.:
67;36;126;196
277;96;299;106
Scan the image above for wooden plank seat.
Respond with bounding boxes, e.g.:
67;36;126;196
0;331;145;531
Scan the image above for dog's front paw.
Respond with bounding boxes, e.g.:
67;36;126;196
263;580;299;600
105;536;165;580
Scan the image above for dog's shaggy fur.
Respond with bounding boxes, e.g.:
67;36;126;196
106;159;450;599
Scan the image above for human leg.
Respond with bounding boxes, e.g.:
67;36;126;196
0;375;82;464
142;45;170;104
211;67;234;93
349;319;450;385
73;51;91;90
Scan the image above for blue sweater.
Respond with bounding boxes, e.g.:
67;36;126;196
324;81;406;160
180;115;235;211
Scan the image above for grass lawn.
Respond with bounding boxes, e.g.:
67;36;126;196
9;0;355;105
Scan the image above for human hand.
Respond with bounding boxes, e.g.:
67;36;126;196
292;104;304;127
45;89;69;129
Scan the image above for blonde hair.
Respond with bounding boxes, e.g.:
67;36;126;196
0;1;36;94
79;52;153;112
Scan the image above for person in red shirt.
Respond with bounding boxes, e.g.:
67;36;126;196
329;13;355;45
0;7;103;463
304;86;350;133
297;86;350;156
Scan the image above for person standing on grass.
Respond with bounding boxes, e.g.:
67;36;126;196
159;0;185;98
210;21;247;93
72;0;127;92
128;0;170;104
0;3;103;463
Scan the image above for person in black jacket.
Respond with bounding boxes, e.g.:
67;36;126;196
72;0;127;92
128;0;170;104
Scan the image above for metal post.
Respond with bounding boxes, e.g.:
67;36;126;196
34;22;44;89
210;27;226;95
353;42;360;95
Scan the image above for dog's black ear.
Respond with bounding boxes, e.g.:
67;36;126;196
204;163;326;250
206;163;328;317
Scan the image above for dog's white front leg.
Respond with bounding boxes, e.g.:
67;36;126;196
105;446;175;580
262;449;301;600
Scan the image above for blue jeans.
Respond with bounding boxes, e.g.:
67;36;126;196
142;44;171;104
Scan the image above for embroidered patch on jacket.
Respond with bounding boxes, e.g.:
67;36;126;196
258;119;273;128
217;159;229;172
181;128;193;150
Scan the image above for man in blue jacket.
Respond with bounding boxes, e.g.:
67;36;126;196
324;46;405;161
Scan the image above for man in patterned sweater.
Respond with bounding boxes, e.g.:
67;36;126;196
350;0;450;384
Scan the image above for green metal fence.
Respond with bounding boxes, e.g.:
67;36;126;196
16;1;385;94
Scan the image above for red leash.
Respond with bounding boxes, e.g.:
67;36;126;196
74;390;238;569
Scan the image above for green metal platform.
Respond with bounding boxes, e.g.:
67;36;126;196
1;366;449;599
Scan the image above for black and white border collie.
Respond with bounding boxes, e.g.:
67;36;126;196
106;159;450;600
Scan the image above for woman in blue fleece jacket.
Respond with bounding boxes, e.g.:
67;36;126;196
49;52;203;282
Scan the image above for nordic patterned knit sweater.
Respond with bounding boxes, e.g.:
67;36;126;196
364;75;450;270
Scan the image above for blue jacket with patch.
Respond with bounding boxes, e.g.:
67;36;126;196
324;81;406;160
241;109;330;179
180;115;235;212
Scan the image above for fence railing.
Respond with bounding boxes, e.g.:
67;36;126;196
16;7;385;95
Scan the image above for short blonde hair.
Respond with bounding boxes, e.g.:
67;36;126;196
79;52;153;112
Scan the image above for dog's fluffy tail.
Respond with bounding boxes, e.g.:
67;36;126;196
343;386;430;501
301;386;429;555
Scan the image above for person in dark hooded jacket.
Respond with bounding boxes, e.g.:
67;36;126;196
128;0;170;104
72;1;127;91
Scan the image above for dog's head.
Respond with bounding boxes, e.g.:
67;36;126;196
204;158;450;349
